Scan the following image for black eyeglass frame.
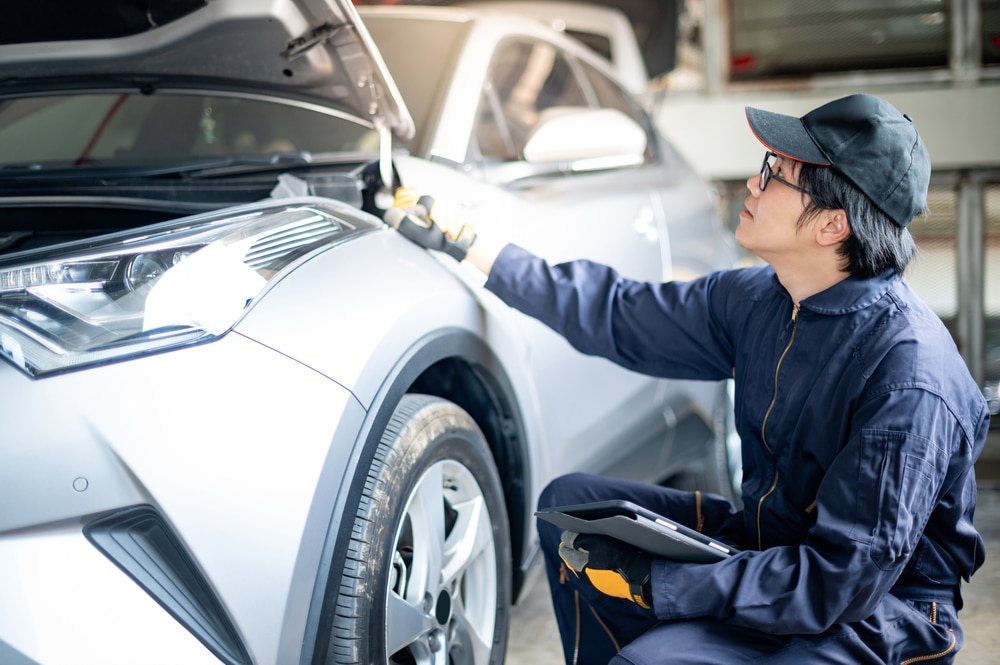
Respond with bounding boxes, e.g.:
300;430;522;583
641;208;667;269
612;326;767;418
759;151;809;194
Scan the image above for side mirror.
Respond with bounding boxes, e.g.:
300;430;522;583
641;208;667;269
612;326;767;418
522;107;647;169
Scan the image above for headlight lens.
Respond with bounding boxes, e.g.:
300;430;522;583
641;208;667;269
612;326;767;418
0;200;373;376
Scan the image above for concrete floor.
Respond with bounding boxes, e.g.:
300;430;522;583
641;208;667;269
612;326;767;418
507;462;1000;664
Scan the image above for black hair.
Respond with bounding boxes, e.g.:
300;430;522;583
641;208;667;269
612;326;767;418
796;163;920;278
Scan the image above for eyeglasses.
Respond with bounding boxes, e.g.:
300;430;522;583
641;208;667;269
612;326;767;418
759;151;809;194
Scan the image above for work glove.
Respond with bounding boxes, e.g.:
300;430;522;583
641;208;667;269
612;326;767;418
384;187;477;261
558;530;653;609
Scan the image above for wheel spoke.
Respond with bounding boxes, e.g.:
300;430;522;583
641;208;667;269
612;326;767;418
407;462;447;600
449;604;494;665
440;473;497;665
385;589;434;656
440;495;490;587
386;462;449;659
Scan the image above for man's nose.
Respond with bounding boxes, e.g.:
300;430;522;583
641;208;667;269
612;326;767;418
747;173;761;196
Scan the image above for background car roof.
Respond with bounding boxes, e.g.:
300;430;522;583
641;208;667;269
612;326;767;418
359;0;680;81
0;0;414;141
449;1;650;94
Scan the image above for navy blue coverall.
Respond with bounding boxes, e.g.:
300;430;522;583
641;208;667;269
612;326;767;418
485;244;988;664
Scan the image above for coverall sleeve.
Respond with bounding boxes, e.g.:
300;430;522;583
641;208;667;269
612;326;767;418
484;243;737;380
648;387;966;634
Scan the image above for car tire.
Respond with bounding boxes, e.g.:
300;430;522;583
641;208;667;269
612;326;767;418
710;379;743;508
327;394;511;664
668;380;742;507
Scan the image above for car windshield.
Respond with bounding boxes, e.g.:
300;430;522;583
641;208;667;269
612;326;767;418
0;93;380;171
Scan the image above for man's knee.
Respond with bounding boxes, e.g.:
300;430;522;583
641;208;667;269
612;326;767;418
538;472;596;511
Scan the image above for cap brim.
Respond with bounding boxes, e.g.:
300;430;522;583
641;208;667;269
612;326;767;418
746;106;830;165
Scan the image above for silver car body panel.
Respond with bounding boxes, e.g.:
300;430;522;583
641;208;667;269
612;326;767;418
0;332;357;664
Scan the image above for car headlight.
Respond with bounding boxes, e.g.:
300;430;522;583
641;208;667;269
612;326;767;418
0;200;374;377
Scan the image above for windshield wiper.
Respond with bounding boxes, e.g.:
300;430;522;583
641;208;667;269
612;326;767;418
1;163;44;172
0;151;316;181
180;151;315;177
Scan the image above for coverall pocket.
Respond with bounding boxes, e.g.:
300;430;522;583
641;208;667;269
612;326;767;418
857;430;939;570
887;597;960;664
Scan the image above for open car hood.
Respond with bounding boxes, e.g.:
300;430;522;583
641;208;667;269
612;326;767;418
0;0;414;141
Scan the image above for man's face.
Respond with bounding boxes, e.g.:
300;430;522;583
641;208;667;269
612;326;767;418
736;153;815;264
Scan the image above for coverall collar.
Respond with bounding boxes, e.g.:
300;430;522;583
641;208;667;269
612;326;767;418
770;269;901;316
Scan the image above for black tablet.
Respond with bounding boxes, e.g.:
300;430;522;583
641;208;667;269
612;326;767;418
536;499;739;563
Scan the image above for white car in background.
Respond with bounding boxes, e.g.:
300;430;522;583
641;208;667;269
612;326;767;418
0;1;738;664
451;1;652;94
410;0;684;97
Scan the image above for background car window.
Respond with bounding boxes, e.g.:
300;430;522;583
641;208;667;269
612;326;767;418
728;0;953;80
360;15;470;156
475;39;588;161
0;94;377;168
578;60;656;165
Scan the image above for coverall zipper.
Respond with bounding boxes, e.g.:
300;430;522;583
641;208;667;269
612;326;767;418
756;470;779;550
695;490;704;532
757;304;799;549
897;603;957;664
899;630;957;664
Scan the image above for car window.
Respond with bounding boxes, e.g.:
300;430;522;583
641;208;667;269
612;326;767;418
0;93;378;169
360;14;470;156
475;39;588;162
728;0;952;79
577;60;655;165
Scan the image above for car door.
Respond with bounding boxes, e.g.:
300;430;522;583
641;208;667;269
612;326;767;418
470;37;673;479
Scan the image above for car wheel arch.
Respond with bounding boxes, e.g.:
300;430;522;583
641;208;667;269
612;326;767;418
302;327;531;665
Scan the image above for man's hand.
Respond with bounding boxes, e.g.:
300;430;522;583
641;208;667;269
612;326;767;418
384;187;476;261
558;531;653;609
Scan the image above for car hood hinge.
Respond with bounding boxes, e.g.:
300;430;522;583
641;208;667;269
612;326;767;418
282;21;350;60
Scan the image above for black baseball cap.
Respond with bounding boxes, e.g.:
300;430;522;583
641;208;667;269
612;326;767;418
745;94;930;228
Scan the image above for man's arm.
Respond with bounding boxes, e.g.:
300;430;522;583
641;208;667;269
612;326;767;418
483;244;737;380
463;235;502;276
385;187;737;380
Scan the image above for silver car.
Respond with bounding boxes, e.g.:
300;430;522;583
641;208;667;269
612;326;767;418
0;1;738;664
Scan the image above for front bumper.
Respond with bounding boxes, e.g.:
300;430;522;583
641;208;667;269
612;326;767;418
0;332;363;665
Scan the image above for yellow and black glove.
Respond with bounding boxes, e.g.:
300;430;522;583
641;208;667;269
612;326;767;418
384;187;477;261
558;530;653;609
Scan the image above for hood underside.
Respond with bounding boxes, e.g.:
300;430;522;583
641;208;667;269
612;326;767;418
0;0;414;141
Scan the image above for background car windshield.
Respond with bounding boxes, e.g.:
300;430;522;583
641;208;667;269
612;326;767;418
361;15;470;154
0;93;380;169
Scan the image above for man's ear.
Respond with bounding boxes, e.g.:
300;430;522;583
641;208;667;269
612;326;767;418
816;209;851;247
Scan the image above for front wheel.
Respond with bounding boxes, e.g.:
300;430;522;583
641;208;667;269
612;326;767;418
711;379;743;507
325;395;511;664
666;380;742;507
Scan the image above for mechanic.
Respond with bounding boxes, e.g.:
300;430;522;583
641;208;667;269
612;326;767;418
386;93;988;664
